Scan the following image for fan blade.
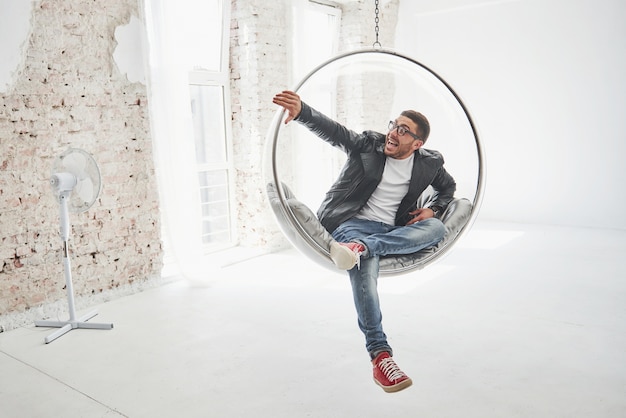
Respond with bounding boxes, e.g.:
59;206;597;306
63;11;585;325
76;177;94;203
62;152;88;179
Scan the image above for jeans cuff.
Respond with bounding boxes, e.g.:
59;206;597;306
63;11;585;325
370;347;393;360
355;239;369;258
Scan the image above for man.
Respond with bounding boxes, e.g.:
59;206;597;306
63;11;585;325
272;90;456;393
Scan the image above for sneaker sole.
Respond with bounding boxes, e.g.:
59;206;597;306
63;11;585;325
329;242;357;270
374;377;413;393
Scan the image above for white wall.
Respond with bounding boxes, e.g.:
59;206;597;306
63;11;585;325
0;0;33;91
396;0;626;230
113;15;148;84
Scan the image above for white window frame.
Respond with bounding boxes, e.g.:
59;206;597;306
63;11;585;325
187;1;236;253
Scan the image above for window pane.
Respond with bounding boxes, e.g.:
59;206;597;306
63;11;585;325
190;85;227;165
198;170;231;245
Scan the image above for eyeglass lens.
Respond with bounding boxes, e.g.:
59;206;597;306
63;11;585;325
388;121;408;136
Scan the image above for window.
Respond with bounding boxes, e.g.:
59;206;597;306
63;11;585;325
290;1;343;208
184;1;235;251
292;1;341;82
189;83;234;247
145;0;234;267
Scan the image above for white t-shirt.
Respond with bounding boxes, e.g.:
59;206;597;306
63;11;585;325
356;154;414;225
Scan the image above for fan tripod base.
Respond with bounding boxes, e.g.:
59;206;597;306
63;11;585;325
35;310;113;344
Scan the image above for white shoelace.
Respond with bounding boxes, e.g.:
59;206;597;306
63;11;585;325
378;357;406;382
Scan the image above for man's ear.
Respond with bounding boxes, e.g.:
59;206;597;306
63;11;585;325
412;140;424;150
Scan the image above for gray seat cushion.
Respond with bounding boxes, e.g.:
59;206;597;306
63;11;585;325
267;183;472;275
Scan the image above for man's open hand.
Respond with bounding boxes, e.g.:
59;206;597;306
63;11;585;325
272;90;302;124
406;208;435;225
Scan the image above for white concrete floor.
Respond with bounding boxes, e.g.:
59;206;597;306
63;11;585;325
1;220;625;418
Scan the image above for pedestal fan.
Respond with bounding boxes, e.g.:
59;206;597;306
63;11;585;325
34;148;113;344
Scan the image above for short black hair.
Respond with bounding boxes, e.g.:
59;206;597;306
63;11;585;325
401;110;430;142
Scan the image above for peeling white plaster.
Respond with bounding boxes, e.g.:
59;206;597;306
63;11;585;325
113;15;148;84
0;0;34;92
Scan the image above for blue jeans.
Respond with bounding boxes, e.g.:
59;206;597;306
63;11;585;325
331;217;446;358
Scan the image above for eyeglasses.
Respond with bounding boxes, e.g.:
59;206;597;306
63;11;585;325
388;120;421;141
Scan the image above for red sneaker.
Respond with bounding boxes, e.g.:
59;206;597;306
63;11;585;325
372;352;412;393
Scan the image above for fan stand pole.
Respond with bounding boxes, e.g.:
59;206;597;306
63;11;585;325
34;192;113;344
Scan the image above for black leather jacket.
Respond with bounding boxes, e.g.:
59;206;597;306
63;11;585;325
295;101;457;234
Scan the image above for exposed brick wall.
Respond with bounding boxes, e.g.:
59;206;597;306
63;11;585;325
0;0;162;330
0;0;399;330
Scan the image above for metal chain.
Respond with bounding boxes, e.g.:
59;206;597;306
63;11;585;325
373;0;381;48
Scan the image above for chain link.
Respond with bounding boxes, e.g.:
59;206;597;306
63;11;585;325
373;0;381;48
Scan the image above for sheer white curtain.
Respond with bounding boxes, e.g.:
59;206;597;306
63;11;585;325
144;0;224;279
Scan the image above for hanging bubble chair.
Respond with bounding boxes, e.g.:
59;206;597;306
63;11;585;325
265;48;485;275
